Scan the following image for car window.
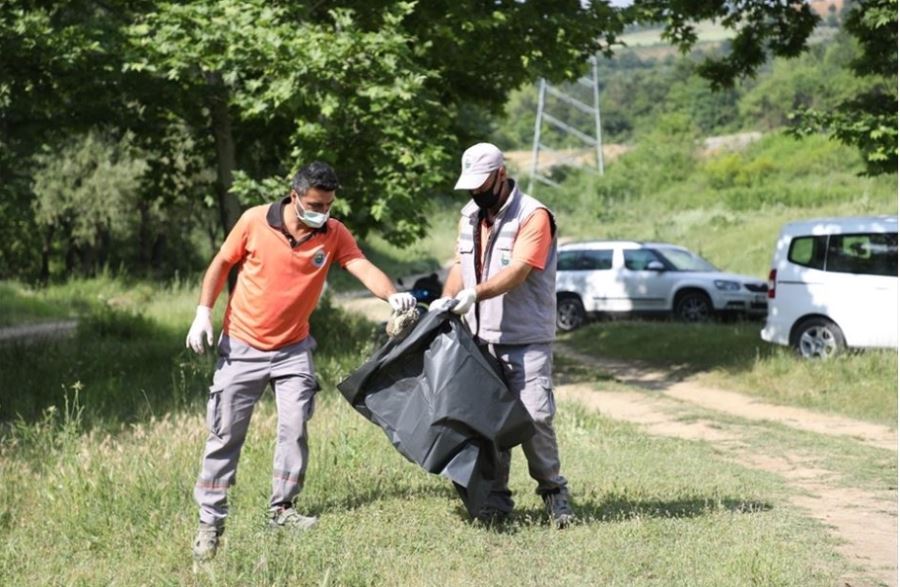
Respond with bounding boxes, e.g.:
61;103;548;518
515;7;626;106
788;235;827;270
826;232;898;276
579;250;613;270
557;250;579;271
653;248;717;271
623;249;662;271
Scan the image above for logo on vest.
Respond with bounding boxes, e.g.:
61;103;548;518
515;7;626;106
500;251;511;266
312;249;327;268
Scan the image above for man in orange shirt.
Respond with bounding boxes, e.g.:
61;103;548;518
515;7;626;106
185;161;416;561
432;143;574;528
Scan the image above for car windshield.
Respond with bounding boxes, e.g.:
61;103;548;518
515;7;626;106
654;248;718;272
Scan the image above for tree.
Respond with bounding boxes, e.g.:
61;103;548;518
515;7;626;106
625;0;896;174
32;132;148;277
790;0;898;174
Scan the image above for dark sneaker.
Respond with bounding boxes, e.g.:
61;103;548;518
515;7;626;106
192;523;221;561
268;506;318;531
542;490;575;529
475;505;511;526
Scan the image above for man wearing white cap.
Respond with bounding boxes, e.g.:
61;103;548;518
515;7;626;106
432;142;574;528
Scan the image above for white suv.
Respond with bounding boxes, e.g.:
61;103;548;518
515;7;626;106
761;215;898;358
555;241;768;330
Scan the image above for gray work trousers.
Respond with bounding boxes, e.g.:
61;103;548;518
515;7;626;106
482;342;568;513
194;335;318;529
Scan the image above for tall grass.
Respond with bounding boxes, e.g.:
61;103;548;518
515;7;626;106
0;277;374;426
0;381;843;585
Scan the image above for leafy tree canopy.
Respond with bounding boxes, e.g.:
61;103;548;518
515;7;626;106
1;0;894;280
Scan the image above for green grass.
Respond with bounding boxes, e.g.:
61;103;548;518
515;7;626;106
0;282;76;326
0;277;376;425
562;320;898;425
0;392;844;585
0;277;856;585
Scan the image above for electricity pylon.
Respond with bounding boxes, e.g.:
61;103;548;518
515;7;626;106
528;56;604;193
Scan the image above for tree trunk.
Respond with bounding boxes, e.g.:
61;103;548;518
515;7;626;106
206;72;241;292
137;199;151;271
39;226;53;284
206;72;241;240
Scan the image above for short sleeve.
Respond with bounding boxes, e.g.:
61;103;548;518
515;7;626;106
511;209;553;270
218;210;252;265
332;221;366;268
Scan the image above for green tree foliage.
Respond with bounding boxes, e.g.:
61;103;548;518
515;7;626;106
739;37;864;130
625;0;819;89
790;0;898;175
32;132;148;275
1;0;893;282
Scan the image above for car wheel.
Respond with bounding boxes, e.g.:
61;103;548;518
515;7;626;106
793;317;845;359
674;291;713;323
557;296;586;331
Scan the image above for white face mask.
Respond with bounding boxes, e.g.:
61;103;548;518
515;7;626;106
295;201;330;229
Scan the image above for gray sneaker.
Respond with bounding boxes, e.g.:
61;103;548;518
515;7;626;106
268;506;318;531
192;523;221;561
542;491;575;529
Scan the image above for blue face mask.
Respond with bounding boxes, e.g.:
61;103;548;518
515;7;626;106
295;201;329;228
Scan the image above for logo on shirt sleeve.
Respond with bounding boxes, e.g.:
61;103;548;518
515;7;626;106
313;249;327;268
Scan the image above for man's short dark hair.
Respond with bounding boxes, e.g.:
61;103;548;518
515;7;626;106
292;161;340;195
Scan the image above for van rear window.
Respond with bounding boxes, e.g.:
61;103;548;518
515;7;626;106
788;236;827;269
826;233;898;276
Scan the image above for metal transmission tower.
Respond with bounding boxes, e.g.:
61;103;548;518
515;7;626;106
528;56;604;193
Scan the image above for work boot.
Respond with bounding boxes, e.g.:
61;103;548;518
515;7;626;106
542;490;575;529
192;523;222;561
268;505;318;531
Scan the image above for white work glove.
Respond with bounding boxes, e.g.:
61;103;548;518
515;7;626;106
428;297;454;312
388;292;417;312
185;305;214;354
450;288;477;315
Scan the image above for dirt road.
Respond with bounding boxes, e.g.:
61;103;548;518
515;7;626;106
555;345;897;587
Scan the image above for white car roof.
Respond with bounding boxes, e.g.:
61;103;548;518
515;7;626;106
778;215;897;236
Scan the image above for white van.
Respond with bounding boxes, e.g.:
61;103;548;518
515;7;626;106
761;215;898;358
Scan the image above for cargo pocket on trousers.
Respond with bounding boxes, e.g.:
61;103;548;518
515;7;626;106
538;376;556;420
206;387;223;437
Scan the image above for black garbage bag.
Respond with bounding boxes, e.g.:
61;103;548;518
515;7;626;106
337;309;535;517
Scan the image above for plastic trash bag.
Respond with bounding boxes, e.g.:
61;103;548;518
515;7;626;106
337;309;535;517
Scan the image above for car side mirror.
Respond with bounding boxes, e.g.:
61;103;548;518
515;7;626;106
646;261;665;271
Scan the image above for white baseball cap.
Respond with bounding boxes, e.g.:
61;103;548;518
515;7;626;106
454;143;504;190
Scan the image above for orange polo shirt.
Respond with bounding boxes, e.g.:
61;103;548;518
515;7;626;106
218;200;364;350
466;209;553;271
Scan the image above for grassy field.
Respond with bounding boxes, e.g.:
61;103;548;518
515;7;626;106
562;320;898;426
0;278;860;585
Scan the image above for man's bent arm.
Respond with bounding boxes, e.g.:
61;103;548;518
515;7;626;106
198;253;234;308
444;260;532;301
474;261;532;301
345;258;398;300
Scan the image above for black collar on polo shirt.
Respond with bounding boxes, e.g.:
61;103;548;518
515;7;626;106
267;196;328;248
